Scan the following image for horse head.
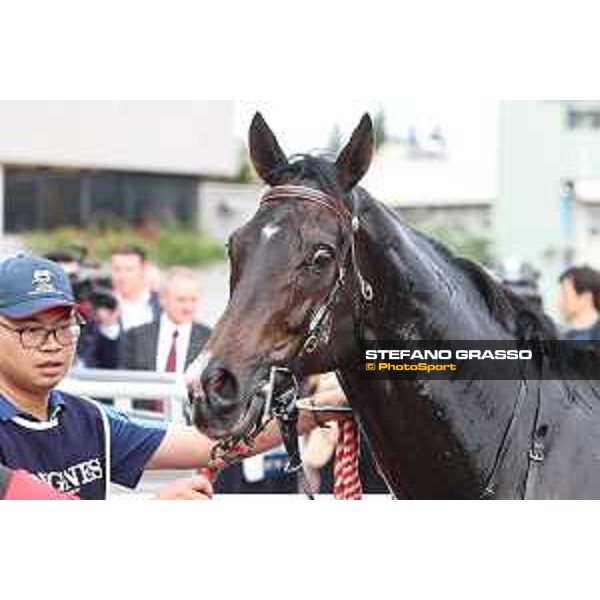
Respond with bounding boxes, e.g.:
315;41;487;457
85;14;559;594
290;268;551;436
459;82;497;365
186;112;374;441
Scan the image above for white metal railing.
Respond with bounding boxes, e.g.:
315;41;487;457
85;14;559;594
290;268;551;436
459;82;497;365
58;369;393;499
58;368;189;424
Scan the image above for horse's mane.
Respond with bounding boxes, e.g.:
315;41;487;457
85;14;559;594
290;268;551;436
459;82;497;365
454;255;558;341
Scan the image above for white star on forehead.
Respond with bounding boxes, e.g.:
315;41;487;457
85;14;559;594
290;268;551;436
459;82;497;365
261;224;281;241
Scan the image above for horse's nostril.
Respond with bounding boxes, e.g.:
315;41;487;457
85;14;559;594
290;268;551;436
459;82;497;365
202;365;238;407
207;371;223;391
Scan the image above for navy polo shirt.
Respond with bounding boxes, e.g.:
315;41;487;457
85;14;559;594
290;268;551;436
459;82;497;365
0;390;167;500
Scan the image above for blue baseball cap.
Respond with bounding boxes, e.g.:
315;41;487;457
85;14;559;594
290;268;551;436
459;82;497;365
0;254;75;319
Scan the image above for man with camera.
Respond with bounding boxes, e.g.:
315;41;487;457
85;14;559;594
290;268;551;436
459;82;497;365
89;245;161;368
49;245;161;369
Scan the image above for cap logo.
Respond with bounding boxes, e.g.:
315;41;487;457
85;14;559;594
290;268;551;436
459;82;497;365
29;269;57;295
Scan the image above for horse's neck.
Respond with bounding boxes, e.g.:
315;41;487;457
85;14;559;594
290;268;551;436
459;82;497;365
357;202;511;342
340;364;523;498
342;210;521;497
351;293;521;497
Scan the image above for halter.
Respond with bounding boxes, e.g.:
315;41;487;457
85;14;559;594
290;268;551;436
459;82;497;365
209;184;372;497
256;184;373;497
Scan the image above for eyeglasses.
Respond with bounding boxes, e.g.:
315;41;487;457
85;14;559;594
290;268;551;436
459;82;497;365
0;317;85;350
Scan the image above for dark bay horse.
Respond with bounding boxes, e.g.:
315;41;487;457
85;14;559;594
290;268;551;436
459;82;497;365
187;112;600;499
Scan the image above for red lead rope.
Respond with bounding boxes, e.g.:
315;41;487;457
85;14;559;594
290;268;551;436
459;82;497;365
201;421;364;500
333;419;363;500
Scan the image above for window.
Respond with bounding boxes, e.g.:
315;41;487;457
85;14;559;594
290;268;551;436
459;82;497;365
6;169;81;231
5;168;199;232
567;109;600;130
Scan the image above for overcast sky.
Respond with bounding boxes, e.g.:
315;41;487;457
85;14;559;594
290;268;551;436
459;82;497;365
235;100;499;165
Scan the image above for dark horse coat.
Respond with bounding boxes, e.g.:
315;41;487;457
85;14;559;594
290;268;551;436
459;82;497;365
189;112;600;499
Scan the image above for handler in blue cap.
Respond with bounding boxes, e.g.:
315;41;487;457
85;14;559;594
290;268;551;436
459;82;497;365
0;254;347;500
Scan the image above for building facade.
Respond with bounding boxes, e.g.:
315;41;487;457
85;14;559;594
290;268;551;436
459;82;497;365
0;101;238;234
496;101;600;307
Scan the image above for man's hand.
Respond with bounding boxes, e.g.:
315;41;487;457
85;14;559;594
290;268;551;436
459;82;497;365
296;388;352;425
145;388;351;472
153;475;214;500
95;306;121;327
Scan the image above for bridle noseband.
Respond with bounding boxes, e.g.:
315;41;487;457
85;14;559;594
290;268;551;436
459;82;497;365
261;184;354;224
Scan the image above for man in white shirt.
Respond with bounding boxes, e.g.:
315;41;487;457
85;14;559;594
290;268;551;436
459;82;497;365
89;245;161;369
110;245;160;333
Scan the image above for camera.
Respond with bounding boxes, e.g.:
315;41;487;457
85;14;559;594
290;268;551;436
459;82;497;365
73;279;118;312
45;248;118;313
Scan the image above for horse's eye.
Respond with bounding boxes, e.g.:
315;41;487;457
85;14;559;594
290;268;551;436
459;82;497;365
309;247;334;271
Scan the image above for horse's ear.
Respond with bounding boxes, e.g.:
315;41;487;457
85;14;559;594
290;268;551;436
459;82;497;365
335;114;374;191
249;112;288;186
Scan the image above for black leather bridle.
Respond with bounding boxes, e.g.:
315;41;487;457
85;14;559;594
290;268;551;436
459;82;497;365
209;184;373;497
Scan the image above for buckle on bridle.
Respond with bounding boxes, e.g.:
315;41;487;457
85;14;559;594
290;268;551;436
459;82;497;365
264;366;315;499
528;440;545;463
303;334;320;355
361;280;373;302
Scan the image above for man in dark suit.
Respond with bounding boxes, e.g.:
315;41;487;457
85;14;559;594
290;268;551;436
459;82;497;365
120;267;211;411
